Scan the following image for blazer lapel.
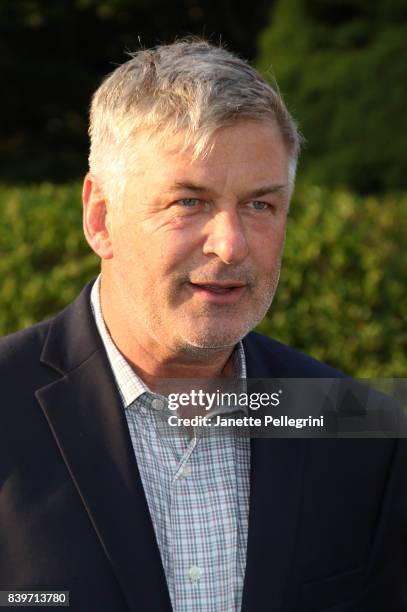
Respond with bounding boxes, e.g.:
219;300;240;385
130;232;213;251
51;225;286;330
35;283;172;612
242;334;306;612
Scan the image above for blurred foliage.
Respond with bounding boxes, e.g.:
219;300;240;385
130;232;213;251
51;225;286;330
0;184;99;331
0;0;271;183
257;0;407;193
258;180;407;376
3;0;407;195
0;182;405;377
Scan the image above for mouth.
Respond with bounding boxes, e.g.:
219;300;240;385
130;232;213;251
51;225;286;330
187;281;247;304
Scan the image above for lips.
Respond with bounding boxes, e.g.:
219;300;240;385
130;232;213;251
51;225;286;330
199;285;234;294
190;281;245;288
187;281;246;303
190;282;245;292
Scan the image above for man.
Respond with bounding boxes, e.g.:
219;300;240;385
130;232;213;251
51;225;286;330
0;40;406;612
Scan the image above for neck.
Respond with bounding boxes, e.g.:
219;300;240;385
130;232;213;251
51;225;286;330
126;348;236;392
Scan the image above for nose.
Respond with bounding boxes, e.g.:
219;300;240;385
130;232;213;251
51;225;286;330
202;210;249;265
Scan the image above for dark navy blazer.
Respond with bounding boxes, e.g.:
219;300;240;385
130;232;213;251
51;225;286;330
0;282;406;611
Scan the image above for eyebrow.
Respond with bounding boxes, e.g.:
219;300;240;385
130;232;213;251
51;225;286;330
167;180;288;199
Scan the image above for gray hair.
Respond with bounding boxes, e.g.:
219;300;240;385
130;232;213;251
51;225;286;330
88;38;300;203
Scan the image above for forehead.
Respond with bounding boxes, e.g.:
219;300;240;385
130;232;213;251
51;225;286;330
129;120;289;185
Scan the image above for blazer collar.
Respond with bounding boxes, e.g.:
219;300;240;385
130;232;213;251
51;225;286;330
40;280;103;374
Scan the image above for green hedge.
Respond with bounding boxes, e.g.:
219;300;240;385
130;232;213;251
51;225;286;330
0;183;99;332
256;0;407;193
1;182;405;376
258;181;406;376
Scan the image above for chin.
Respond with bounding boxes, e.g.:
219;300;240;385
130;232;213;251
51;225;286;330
171;304;273;352
178;326;248;351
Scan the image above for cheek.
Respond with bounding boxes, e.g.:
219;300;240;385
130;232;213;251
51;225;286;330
249;230;285;270
154;226;204;270
112;226;197;286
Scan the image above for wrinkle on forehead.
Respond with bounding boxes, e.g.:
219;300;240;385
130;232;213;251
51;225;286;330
122;121;290;207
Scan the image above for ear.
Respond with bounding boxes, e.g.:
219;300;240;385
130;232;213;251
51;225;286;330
82;173;114;259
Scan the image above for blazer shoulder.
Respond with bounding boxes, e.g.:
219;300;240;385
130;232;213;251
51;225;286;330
0;319;52;379
243;331;347;378
0;280;97;381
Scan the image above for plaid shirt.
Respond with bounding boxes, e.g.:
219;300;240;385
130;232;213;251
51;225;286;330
90;276;250;611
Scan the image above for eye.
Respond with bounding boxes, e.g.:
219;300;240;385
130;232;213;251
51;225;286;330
247;200;272;211
173;198;211;214
177;198;200;208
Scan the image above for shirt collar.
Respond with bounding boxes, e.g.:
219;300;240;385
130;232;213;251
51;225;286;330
90;275;247;409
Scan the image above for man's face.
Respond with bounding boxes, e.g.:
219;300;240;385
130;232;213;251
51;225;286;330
104;120;291;354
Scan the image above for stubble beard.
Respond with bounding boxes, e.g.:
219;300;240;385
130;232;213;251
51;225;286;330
165;266;282;353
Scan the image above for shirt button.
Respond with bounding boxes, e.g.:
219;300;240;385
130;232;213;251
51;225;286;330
188;565;203;582
151;398;164;410
179;465;191;478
